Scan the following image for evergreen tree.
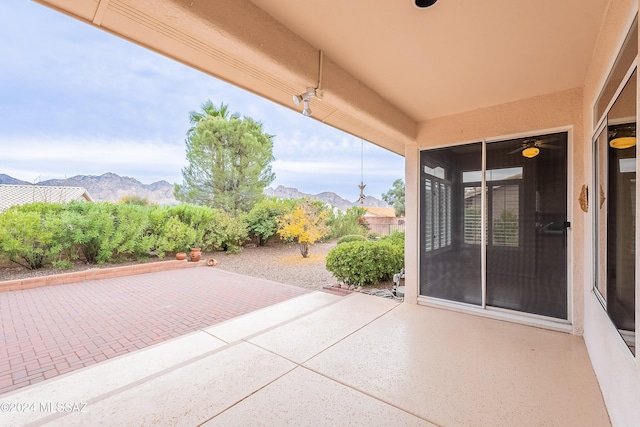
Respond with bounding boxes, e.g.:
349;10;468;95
382;179;405;217
174;101;275;213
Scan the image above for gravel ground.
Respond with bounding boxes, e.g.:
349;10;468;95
0;241;341;291
210;240;339;291
0;240;397;292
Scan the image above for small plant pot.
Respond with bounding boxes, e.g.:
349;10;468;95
189;248;202;262
175;252;187;261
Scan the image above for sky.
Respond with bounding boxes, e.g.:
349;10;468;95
0;1;404;203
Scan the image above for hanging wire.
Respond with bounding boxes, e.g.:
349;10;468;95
358;139;366;204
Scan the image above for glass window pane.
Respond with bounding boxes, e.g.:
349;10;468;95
464;186;483;244
492;184;519;247
594;18;638;126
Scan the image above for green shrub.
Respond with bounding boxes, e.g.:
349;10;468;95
0;201;251;269
0;203;65;269
337;234;367;245
246;197;296;245
52;259;74;270
217;211;249;253
60;202;153;264
328;206;368;238
153;215;197;258
380;231;405;247
325;240;404;286
367;232;381;240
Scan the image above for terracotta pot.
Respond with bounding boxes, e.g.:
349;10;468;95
175;252;187;261
189;248;202;262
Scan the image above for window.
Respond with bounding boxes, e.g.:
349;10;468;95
462;168;522;247
492;185;519;247
464;186;483;244
593;48;637;354
424;166;452;252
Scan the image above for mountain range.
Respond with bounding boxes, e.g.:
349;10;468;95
0;173;388;209
264;185;389;210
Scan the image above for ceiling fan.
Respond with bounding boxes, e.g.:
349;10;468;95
508;137;560;158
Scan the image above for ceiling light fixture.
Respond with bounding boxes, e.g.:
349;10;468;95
521;146;540;158
415;0;438;8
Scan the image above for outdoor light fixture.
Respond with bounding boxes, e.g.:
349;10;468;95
292;51;325;117
609;137;636;149
292;87;315;117
521;146;540;158
302;100;312;117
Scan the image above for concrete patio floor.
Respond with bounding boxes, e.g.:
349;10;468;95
0;289;610;426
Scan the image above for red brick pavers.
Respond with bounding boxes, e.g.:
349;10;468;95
0;268;309;395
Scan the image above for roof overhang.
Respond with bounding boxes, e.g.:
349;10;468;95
34;0;610;155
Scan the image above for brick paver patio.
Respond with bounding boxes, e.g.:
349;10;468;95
0;267;310;395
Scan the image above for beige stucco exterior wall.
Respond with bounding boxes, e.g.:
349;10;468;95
581;0;640;425
410;88;584;333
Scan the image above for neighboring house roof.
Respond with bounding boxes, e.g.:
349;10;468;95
363;207;397;218
0;184;94;212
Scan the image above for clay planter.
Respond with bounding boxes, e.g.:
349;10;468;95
189;248;202;262
175;252;187;261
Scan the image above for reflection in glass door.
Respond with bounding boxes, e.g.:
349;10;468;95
420;143;482;305
420;133;568;320
593;69;636;354
485;134;568;319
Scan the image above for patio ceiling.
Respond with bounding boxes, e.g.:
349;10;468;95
36;0;609;154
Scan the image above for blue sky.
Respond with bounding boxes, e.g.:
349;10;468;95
0;1;404;202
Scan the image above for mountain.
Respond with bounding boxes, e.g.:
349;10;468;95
0;174;30;185
1;173;177;205
1;173;388;208
264;185;389;210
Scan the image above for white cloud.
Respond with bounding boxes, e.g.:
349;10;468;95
1;137;187;184
0;1;405;200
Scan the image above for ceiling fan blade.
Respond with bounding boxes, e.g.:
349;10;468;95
537;143;561;149
508;146;525;154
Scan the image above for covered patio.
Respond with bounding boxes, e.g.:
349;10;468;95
22;0;640;424
1;290;608;426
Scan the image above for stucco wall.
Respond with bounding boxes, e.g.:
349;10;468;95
410;88;584;333
581;0;640;425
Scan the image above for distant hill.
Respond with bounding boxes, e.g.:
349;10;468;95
0;174;29;185
264;185;389;210
0;173;177;205
0;173;389;209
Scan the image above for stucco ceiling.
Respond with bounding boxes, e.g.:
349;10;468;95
250;0;609;122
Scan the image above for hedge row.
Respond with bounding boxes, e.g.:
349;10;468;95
0;202;247;270
326;231;405;286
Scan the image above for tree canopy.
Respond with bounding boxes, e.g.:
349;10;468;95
174;101;275;213
382;179;405;217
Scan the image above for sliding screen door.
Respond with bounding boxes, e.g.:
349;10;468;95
485;135;568;319
420;133;568;320
420;143;482;305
